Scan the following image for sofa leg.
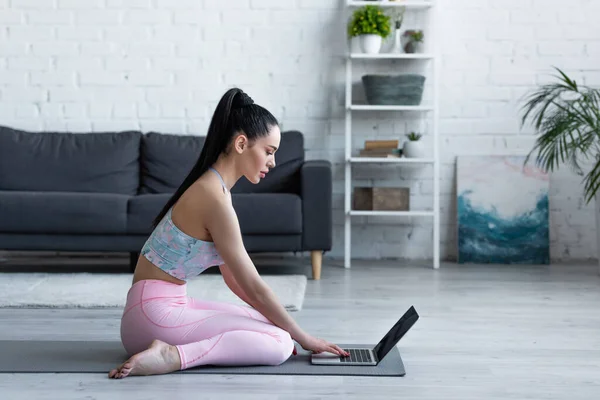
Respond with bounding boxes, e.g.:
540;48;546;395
129;252;139;273
311;250;322;280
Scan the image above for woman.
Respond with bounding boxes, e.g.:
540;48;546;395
108;88;349;379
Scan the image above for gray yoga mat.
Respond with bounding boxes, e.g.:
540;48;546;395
0;340;406;376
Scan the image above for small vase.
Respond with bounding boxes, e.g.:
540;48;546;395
391;28;403;53
360;34;382;54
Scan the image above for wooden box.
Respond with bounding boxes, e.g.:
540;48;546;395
353;187;410;211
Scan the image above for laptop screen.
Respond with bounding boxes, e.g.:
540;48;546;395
372;306;419;361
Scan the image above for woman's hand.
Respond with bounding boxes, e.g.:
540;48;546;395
297;334;350;357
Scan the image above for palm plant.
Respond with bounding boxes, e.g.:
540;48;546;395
521;67;600;204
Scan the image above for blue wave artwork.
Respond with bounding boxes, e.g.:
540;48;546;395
457;156;550;264
458;191;549;264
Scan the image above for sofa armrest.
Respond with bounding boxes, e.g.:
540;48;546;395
301;160;332;251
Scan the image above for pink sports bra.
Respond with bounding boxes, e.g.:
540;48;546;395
140;167;227;281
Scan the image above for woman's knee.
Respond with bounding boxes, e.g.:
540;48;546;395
120;305;159;355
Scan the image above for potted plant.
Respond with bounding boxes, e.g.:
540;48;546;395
347;5;392;54
403;132;424;158
403;30;424;53
520;67;600;270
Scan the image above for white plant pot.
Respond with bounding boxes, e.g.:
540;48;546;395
360;34;382;54
403;141;425;158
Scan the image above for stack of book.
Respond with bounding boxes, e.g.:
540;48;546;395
358;139;401;158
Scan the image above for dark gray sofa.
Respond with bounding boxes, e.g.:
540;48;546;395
0;126;332;279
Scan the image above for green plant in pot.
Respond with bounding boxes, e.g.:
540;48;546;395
520;67;600;269
403;132;424;158
347;5;391;54
403;30;424;53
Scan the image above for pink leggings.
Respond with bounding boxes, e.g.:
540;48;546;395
120;279;294;369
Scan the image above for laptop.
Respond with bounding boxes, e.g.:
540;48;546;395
310;306;419;366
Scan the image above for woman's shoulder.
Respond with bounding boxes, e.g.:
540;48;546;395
171;178;232;240
179;175;230;215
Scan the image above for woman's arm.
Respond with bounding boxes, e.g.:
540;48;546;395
219;263;255;308
206;198;309;343
204;194;347;357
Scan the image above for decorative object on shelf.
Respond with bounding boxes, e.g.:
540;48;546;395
365;139;399;149
359;139;401;158
389;7;406;53
403;29;424;53
362;74;426;105
519;66;600;269
457;156;549;264
402;132;424;158
353;187;410;211
347;5;391;54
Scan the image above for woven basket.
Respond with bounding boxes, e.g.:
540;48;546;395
362;74;426;106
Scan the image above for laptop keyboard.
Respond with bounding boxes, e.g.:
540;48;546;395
341;348;373;363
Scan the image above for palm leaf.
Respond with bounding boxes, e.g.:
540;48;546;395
583;157;600;203
521;66;600;204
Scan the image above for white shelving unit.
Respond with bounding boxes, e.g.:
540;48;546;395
344;0;440;269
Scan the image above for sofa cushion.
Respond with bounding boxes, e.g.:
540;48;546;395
233;193;302;234
0;126;141;195
231;130;304;194
127;193;172;234
140;132;205;194
0;191;129;234
126;193;302;236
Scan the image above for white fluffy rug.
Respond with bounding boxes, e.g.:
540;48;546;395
0;273;307;311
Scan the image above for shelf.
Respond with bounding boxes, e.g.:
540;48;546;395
349;105;433;111
348;210;435;217
348;157;434;163
347;1;433;8
344;0;439;270
349;53;434;59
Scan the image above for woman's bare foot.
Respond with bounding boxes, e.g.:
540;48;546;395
108;339;181;379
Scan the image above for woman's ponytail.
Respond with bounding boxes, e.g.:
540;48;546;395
151;88;278;228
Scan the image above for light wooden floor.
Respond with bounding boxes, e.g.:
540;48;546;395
0;257;599;399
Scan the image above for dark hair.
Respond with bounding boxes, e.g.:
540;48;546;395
152;88;279;228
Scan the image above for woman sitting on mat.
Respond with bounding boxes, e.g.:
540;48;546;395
108;88;349;379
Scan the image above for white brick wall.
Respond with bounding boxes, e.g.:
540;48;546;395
438;0;599;262
0;0;597;262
